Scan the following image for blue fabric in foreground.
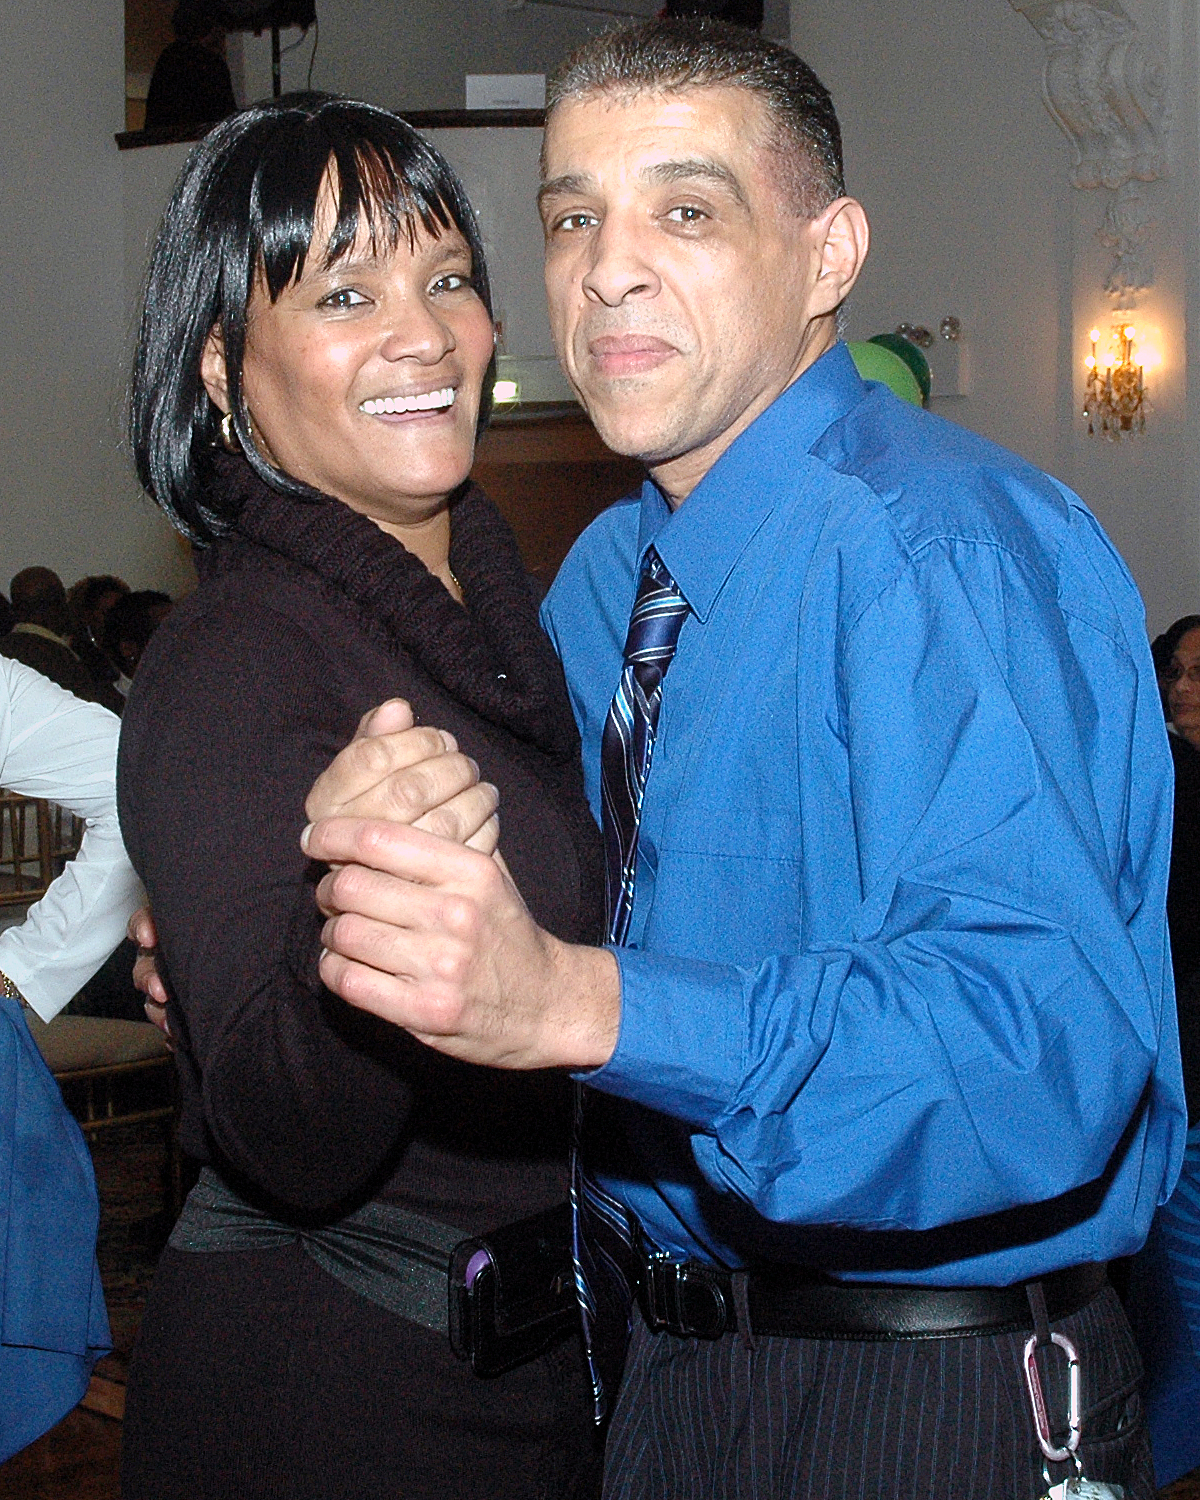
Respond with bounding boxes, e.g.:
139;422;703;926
0;994;110;1461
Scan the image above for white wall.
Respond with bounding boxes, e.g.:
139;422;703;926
239;4;629;113
790;0;1199;634
0;0;194;596
233;0;791;111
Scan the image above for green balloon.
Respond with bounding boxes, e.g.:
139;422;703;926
847;340;924;407
868;332;933;402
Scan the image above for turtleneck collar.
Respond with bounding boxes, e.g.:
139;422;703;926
200;451;576;760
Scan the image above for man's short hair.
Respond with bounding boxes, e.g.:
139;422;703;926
171;0;225;43
69;574;130;620
545;18;845;218
10;567;67;627
104;591;172;672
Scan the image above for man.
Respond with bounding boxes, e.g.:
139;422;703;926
303;21;1181;1498
0;567;101;703
103;589;173;703
67;574;130;715
143;0;237;133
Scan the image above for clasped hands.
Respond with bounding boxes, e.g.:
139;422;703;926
303;700;618;1071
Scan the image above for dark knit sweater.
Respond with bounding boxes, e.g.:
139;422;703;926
118;455;604;1232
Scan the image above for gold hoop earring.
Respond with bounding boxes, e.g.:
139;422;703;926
219;411;239;453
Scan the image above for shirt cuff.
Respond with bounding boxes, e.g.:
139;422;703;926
583;946;744;1129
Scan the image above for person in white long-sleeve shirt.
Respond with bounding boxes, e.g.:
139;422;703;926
0;657;143;1019
0;657;143;1463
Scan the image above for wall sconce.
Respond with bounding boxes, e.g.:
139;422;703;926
1084;318;1148;438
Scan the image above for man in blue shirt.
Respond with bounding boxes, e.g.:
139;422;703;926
306;19;1182;1498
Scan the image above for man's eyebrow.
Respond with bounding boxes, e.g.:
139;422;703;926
537;172;596;210
641;157;748;207
536;158;749;211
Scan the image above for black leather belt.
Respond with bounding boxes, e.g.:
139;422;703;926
635;1250;1108;1342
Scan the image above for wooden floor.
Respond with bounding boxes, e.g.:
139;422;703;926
0;1408;122;1500
2;1109;1199;1498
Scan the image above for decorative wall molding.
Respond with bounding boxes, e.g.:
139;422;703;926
1099;178;1155;295
1011;0;1169;295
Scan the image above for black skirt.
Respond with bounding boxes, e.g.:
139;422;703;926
121;1241;601;1500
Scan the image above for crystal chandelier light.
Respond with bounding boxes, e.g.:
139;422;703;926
1083;320;1147;439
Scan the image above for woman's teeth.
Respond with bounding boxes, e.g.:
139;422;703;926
359;387;456;416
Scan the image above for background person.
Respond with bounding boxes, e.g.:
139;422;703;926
304;21;1178;1499
143;0;237;133
1128;613;1200;1486
1;567;100;703
117;94;601;1500
0;658;142;1460
1155;612;1200;1090
104;590;173;702
67;575;130;716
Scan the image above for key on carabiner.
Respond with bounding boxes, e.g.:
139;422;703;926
1024;1331;1080;1463
1027;1334;1125;1500
1041;1477;1126;1499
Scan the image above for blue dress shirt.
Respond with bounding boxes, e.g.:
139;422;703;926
541;342;1185;1286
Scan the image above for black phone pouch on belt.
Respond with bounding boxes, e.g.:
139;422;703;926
448;1202;579;1377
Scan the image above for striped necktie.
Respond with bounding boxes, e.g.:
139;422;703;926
600;548;691;944
573;547;690;1422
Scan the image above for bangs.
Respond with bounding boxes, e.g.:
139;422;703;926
131;93;495;544
254;137;462;303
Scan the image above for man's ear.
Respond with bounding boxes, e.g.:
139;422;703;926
810;197;870;317
200;325;231;414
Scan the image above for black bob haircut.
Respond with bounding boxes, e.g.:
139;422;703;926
1152;614;1200;719
130;92;495;545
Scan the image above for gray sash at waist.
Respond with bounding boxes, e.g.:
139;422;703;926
169;1167;466;1335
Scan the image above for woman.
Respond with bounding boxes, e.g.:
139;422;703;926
118;95;603;1500
1156;613;1200;1099
1129;614;1200;1486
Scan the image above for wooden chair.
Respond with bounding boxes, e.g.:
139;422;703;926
0;792;53;903
0;793;84;905
24;1012;180;1211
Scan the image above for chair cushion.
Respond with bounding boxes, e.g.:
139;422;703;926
25;1015;170;1074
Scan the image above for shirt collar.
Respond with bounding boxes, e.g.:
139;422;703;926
12;621;77;654
635;341;867;622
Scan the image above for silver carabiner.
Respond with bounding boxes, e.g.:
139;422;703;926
1023;1331;1081;1464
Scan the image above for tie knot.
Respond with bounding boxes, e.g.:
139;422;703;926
624;549;689;668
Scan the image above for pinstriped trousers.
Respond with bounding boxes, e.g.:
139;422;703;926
601;1287;1153;1500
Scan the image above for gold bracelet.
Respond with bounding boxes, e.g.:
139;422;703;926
0;969;22;1002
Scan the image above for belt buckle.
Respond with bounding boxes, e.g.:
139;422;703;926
641;1251;731;1339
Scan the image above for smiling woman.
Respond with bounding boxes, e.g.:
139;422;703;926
198;179;496;590
118;94;602;1500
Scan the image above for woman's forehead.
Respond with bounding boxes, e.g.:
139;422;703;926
1173;627;1200;663
305;165;464;269
312;219;469;274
